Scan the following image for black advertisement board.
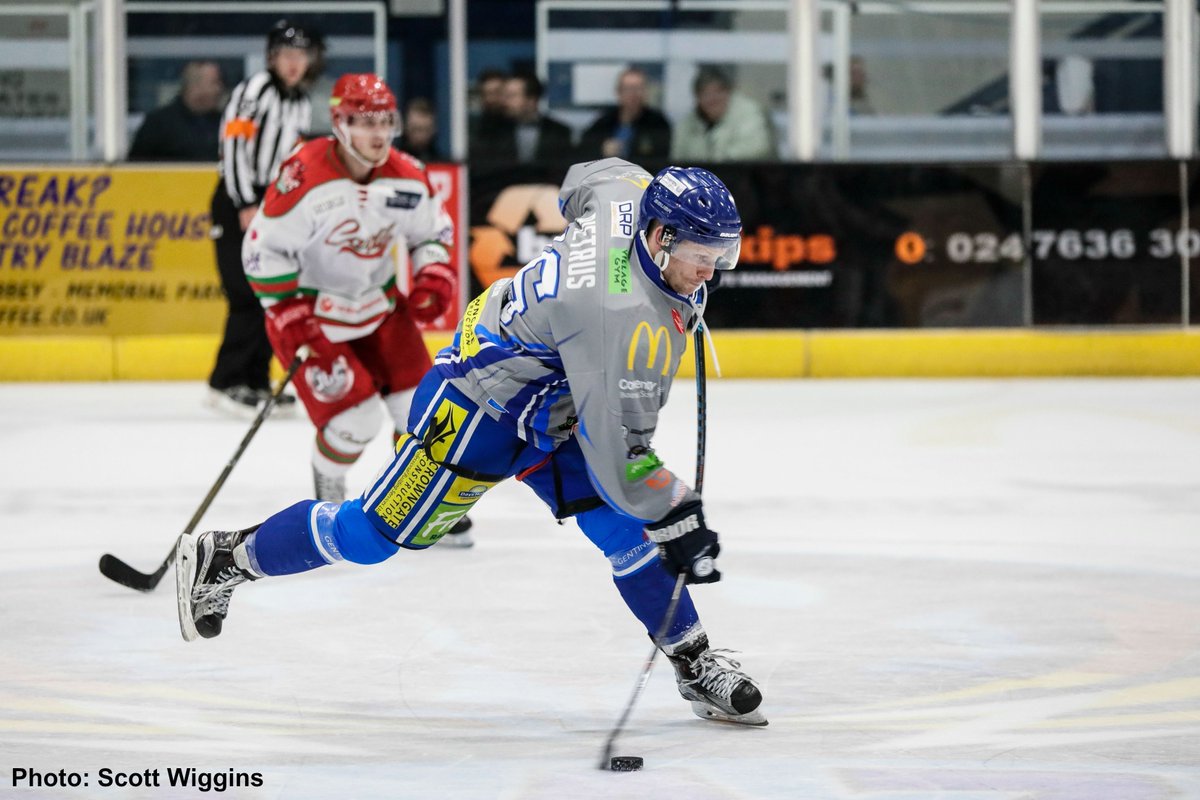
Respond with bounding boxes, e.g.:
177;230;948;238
467;160;1194;330
1030;161;1184;325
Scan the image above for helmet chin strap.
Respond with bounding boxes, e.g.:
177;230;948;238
639;229;671;274
333;120;392;168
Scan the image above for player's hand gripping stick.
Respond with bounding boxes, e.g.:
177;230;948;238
645;501;721;584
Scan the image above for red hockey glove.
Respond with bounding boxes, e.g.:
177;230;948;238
645;501;722;585
409;263;456;323
264;297;332;360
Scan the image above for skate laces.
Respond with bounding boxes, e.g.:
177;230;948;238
197;565;247;617
685;649;750;700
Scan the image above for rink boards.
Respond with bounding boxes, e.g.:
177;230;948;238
1;328;1198;380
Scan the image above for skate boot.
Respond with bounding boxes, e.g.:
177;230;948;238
175;528;258;642
435;515;475;548
313;466;346;503
204;385;262;420
666;637;768;726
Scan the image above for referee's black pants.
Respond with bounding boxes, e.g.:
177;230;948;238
208;185;273;393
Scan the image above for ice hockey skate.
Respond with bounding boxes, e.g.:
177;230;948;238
176;529;257;642
203;385;262;420
312;466;347;503
667;637;767;726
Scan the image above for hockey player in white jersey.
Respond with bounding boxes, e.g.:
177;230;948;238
242;73;471;541
179;156;766;726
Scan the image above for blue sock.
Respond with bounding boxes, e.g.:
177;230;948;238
246;499;400;576
575;506;701;647
244;500;328;576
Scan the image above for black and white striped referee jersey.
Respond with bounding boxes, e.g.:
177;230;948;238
219;70;312;209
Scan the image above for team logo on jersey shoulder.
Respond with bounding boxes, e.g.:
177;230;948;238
276;160;305;194
386;190;422;209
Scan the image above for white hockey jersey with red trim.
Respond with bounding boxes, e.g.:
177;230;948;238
243;137;453;342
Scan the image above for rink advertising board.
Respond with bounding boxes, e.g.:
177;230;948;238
0;163;468;338
468;162;1029;328
469;161;1200;330
0;166;224;336
1030;161;1187;325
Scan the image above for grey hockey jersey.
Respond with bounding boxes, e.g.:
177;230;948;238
433;158;706;523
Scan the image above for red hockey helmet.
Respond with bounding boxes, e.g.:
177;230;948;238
330;73;398;127
330;73;399;167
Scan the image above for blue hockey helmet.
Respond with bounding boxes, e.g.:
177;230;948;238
639;166;742;270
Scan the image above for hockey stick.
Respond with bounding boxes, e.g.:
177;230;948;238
97;346;310;592
598;327;706;770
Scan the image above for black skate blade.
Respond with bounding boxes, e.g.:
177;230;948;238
98;554;164;592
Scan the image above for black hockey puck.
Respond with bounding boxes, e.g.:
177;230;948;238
609;756;643;771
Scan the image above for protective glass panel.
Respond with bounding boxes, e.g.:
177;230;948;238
532;4;785;166
838;2;1012;161
1041;10;1166;159
124;7;382;162
0;10;86;162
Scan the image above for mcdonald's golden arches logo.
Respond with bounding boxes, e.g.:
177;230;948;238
627;321;671;376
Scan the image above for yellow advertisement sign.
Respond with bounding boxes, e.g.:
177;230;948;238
0;165;223;336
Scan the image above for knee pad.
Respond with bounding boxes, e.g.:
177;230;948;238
315;397;383;471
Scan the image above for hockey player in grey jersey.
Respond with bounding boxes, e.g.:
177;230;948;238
177;158;766;726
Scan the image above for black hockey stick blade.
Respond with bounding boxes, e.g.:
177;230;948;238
98;545;174;592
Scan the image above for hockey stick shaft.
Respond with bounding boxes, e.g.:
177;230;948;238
598;328;706;769
98;347;309;592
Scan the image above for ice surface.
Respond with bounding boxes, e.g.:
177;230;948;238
1;379;1198;799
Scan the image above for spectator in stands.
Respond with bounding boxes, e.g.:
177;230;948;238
128;61;225;161
468;68;514;163
578;67;671;161
503;72;574;164
849;56;876;116
397;97;441;162
672;67;775;162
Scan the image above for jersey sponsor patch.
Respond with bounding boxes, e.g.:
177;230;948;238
627;321;671;376
386;190;422;209
608;248;631;294
610;200;635;239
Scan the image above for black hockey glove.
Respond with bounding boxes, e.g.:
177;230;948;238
645;501;721;584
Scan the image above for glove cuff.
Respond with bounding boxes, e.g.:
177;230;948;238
645;501;705;543
265;297;313;328
415;262;456;286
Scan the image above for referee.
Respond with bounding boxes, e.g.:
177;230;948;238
206;19;323;417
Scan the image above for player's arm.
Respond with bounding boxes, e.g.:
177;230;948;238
405;167;456;323
555;311;718;584
242;176;330;359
